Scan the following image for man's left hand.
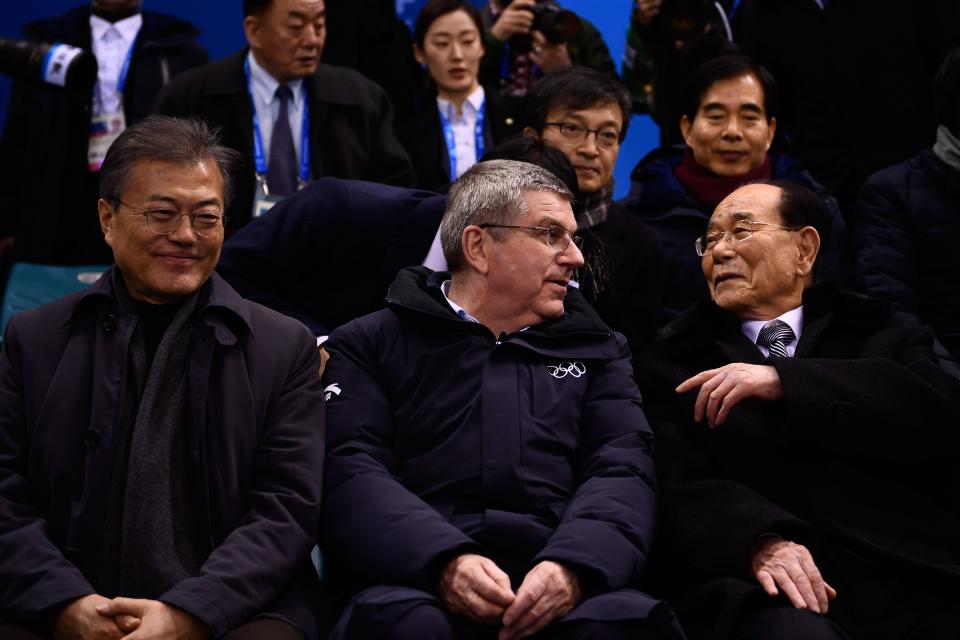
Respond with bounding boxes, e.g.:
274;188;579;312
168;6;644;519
96;599;208;640
676;363;784;428
530;32;571;74
499;561;581;640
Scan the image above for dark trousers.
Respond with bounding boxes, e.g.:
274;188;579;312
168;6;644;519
0;617;305;639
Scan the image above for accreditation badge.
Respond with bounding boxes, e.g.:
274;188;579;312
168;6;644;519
88;109;127;172
252;174;285;218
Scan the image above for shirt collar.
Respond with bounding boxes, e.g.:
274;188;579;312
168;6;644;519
441;279;480;323
246;50;305;111
740;305;804;347
90;13;143;45
437;85;485;121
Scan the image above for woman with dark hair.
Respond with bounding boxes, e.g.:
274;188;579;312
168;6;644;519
398;0;522;192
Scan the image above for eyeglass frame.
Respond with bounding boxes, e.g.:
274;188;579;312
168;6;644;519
478;223;584;253
542;121;622;149
116;199;228;239
695;220;798;257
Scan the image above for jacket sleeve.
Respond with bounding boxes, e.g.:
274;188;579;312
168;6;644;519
0;317;95;617
159;325;326;638
320;319;479;591
532;335;658;592
852;170;920;317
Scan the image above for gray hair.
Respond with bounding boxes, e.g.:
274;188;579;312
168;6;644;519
100;115;242;210
441;159;573;271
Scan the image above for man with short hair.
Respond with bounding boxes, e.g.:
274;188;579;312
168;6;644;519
0;115;326;640
623;54;848;324
524;65;664;350
154;0;413;229
321;160;685;640
640;180;960;639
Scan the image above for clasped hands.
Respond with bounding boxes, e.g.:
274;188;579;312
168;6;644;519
676;363;785;428
438;554;581;640
54;594;207;640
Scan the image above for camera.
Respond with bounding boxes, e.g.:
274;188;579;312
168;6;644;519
0;38;96;92
503;0;581;49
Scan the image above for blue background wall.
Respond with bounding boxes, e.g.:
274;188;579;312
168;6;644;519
0;1;658;198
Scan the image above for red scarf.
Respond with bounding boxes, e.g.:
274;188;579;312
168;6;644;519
674;148;772;208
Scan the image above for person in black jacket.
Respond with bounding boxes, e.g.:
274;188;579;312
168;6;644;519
523;65;664;351
153;0;414;230
852;46;960;369
0;0;207;265
640;180;960;640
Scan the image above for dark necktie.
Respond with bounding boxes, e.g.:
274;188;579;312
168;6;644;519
757;319;795;359
267;85;297;196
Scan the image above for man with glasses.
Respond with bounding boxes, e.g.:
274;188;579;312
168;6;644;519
320;160;685;640
638;180;960;639
0;116;326;639
523;65;664;352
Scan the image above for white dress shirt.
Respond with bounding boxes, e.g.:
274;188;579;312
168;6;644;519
436;85;485;179
741;306;804;358
90;13;142;115
246;51;306;167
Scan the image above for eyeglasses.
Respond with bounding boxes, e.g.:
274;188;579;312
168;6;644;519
118;200;227;238
695;220;797;256
478;223;584;253
543;122;621;150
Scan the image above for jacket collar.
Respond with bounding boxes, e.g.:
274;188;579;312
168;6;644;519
68;267;253;345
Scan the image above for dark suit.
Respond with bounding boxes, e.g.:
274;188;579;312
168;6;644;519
153;50;414;229
639;284;960;640
396;87;523;192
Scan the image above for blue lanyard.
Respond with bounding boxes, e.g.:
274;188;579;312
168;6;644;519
116;38;136;94
244;58;312;188
438;98;486;180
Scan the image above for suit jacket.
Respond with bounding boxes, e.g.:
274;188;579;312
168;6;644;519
153;49;414;229
0;270;326;637
638;284;960;638
396;87;523;192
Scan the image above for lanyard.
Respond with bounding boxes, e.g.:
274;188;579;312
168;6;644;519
244;58;312;191
438;98;486;180
116;38;135;94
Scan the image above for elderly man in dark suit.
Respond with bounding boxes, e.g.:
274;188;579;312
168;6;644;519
153;0;413;230
640;180;960;640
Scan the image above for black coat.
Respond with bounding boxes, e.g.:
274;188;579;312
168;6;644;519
853;148;960;363
0;7;207;264
217;177;447;336
396;86;523;192
638;284;960;639
153;50;415;230
0;270;327;638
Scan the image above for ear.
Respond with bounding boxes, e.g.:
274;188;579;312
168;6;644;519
98;198;117;248
680;115;694;147
243;15;261;49
764;116;777;151
795;226;820;280
460;225;491;275
413;43;425;66
522;126;539;139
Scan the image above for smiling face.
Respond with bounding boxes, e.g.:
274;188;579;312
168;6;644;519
244;0;326;83
681;73;776;177
485;190;585;329
98;158;225;304
414;9;484;103
702;184;812;320
537;100;623;194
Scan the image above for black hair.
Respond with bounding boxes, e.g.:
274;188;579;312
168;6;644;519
933;45;960;137
762;179;830;258
243;0;271;17
682;54;778;122
480;136;580;199
525;66;633;141
414;0;484;49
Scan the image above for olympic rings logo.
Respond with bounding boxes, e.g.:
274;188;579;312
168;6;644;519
548;361;586;379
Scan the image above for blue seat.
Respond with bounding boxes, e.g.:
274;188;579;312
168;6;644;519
0;263;109;340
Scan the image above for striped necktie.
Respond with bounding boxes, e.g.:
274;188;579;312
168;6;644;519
757;319;795;358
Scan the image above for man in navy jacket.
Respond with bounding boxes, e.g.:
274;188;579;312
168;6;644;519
321;160;684;639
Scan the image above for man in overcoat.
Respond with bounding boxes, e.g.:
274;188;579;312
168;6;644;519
320;160;685;639
640;180;960;639
0;116;326;639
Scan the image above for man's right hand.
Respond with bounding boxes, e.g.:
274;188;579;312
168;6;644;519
490;0;536;42
751;538;837;614
438;553;516;624
53;594;140;640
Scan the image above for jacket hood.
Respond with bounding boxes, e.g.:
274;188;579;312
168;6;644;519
25;7;201;46
385;266;621;357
